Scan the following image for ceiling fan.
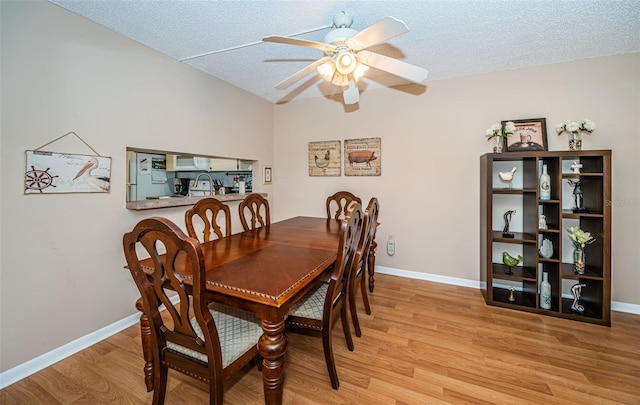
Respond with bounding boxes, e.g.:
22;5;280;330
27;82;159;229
263;11;429;105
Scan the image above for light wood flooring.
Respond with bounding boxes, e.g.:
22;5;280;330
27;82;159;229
2;274;639;404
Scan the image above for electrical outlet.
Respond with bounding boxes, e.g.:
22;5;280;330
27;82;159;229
387;235;395;256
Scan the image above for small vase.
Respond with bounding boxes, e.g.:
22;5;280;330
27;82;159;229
493;136;504;153
540;271;552;309
569;133;582;151
573;244;585;274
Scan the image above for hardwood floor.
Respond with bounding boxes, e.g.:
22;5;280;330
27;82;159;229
2;274;639;404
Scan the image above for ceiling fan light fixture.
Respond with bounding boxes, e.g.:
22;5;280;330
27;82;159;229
353;62;369;82
331;72;349;86
335;51;356;75
317;60;335;82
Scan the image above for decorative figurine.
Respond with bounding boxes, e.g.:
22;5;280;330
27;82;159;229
571;161;583;173
498;166;517;189
567;179;588;213
539;238;554;259
571;283;587;313
502;252;523;275
508;286;516;302
502;210;516;238
538;214;548;230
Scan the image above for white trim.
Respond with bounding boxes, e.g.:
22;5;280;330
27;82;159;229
0;295;180;390
611;301;640;314
375;266;640;316
0;313;140;389
2;271;638;389
376;266;481;289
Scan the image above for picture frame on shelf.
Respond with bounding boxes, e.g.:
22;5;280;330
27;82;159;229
503;118;547;152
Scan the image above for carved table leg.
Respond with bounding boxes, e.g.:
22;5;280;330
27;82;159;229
258;318;287;405
135;298;154;392
368;240;377;292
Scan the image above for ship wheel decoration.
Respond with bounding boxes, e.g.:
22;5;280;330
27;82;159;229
25;165;59;193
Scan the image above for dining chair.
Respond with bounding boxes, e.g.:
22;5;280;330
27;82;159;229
239;193;270;231
326;191;361;220
123;217;263;405
286;202;364;389
349;197;379;337
185;197;232;242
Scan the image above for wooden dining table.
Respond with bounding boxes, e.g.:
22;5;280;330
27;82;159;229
135;216;344;405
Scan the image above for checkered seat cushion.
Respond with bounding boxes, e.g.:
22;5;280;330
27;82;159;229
166;302;262;367
288;282;329;320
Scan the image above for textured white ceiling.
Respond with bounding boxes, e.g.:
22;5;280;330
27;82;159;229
49;0;640;104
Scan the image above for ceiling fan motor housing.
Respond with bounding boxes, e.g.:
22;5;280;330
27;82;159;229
324;28;358;48
332;11;353;29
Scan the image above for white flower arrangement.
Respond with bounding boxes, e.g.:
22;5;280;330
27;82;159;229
486;121;516;140
555;119;596;136
567;226;596;248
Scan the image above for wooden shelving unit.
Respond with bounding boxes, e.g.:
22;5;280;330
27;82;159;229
480;150;611;326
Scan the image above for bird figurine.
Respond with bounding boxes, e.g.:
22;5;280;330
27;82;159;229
314;149;331;169
502;252;523;274
73;157;110;191
498;166;517;188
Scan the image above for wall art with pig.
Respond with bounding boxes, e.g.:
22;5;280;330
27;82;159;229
344;137;381;176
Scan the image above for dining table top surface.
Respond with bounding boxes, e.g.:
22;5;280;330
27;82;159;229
139;216;343;308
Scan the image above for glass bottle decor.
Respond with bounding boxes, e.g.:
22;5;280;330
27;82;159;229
540;271;552;309
494;136;504;153
539;164;551;200
569;133;582;151
574;244;586;274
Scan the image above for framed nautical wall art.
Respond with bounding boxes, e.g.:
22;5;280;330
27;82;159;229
344;137;381;176
25;151;111;194
308;140;341;177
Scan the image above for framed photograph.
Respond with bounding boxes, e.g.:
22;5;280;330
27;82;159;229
263;166;272;184
503;118;547;152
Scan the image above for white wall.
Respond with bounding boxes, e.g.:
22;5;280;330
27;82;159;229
2;0;638;379
273;53;640;306
0;1;273;372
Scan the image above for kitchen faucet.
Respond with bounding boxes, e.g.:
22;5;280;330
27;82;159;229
194;173;214;196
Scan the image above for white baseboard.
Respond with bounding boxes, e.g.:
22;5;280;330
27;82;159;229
0;312;140;389
0;295;180;390
2;270;638;389
376;266;482;289
375;266;640;315
611;301;640;314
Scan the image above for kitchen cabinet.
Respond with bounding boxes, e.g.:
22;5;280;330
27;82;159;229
238;160;253;171
209;158;238;171
166;154;210;171
480;150;611;326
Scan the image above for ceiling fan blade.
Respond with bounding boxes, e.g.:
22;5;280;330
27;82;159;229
357;50;429;83
343;79;360;105
262;36;335;53
274;56;332;90
347;17;409;50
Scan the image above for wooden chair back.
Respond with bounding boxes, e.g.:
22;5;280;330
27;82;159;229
362;197;380;266
326;191;361;220
123;216;259;404
348;197;379;336
185;197;232;242
239;193;270;231
286;202;364;389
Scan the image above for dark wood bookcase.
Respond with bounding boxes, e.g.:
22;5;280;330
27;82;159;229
480;150;611;326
